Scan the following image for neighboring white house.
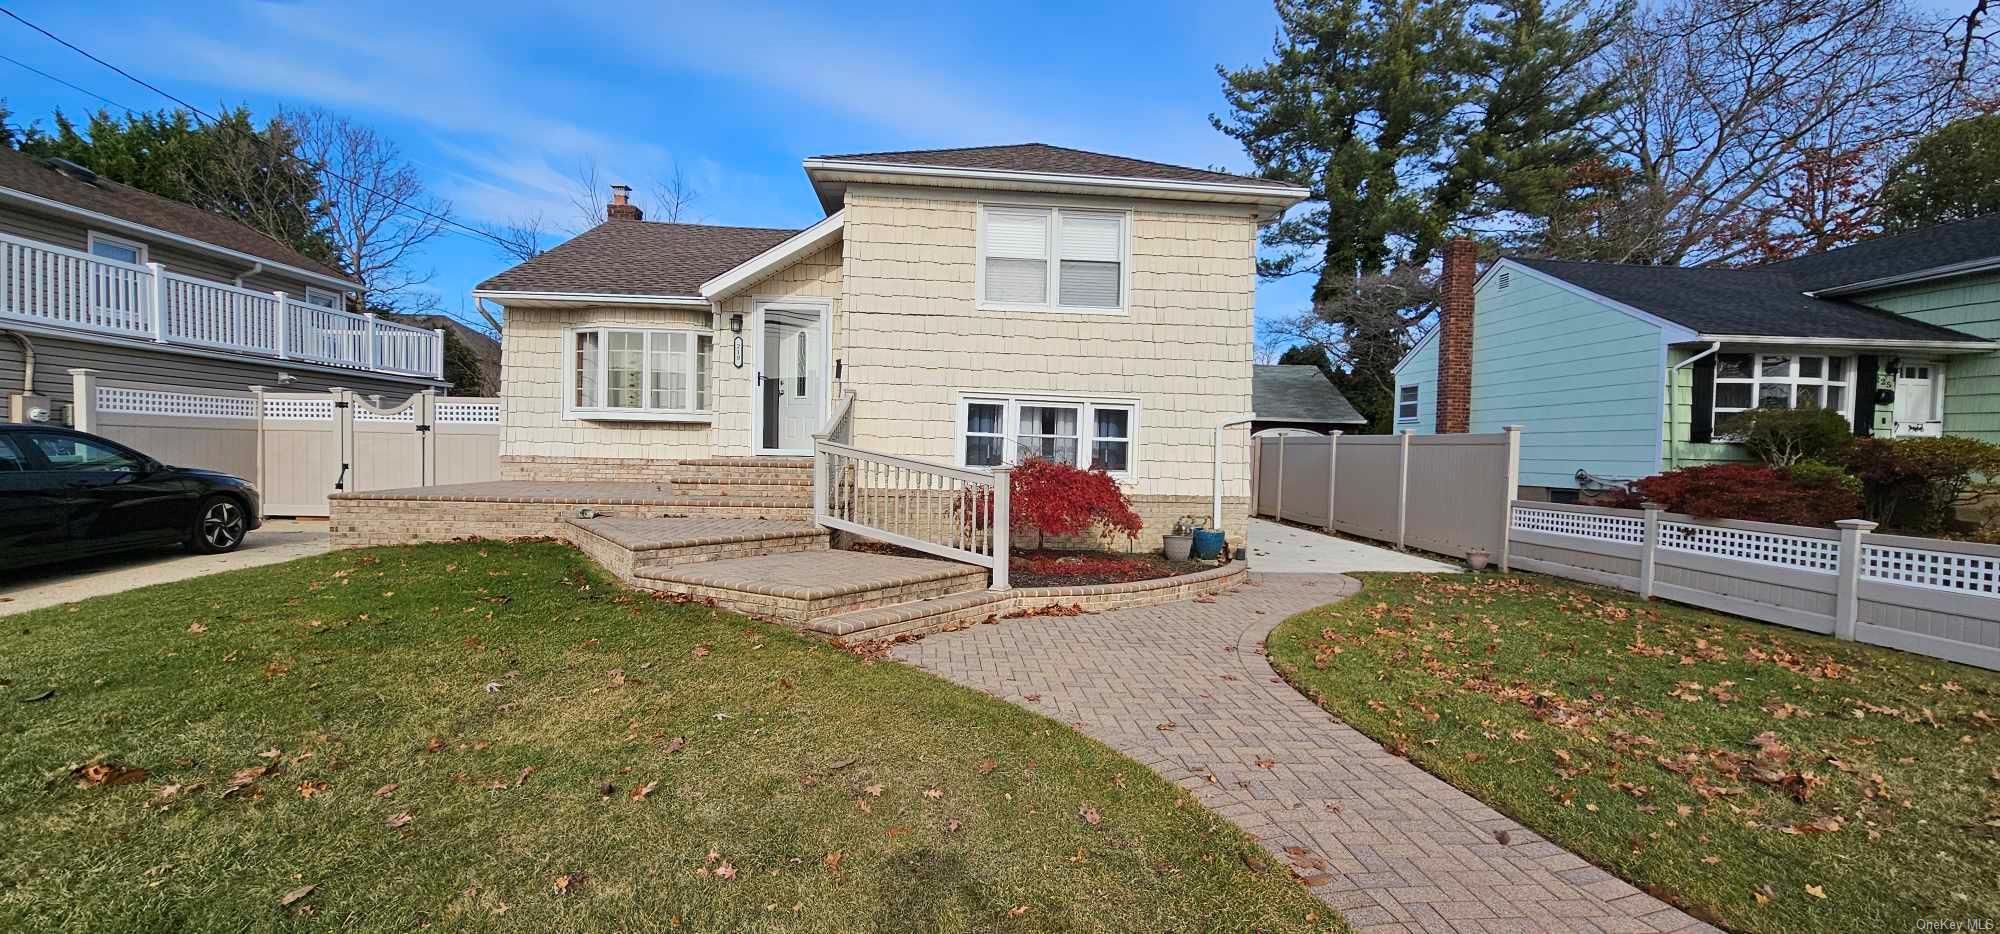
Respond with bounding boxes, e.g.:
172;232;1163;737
473;144;1307;540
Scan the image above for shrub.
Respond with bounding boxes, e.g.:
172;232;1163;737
1632;463;1862;527
1842;436;2000;531
956;457;1143;551
1716;407;1854;467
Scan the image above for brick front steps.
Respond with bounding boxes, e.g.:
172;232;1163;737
809;563;1249;641
329;481;810;548
561;516;829;579
632;551;990;625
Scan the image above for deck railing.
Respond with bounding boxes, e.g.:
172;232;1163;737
812;438;1012;590
0;231;442;379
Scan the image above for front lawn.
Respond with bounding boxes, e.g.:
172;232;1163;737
1267;573;2000;934
0;541;1337;932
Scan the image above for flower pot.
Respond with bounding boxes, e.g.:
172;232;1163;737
1191;528;1226;560
1465;547;1490;571
1162;534;1194;562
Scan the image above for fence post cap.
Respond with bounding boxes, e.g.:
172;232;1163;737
1641;501;1665;511
989;464;1014;475
67;367;100;376
1503;424;1523;432
247;385;264;393
1330;430;1344;437
1835;519;1878;531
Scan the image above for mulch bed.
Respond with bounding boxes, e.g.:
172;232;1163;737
845;540;1215;588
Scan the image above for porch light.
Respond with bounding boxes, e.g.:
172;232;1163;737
729;313;743;334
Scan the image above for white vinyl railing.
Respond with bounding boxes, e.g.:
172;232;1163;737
0;231;441;379
812;439;1012;590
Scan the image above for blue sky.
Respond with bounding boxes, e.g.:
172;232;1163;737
0;0;1313;347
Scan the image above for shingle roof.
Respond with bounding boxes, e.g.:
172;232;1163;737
476;221;801;296
1761;213;2000;291
810;143;1272;187
1253;365;1368;424
1511;258;1989;343
0;147;354;283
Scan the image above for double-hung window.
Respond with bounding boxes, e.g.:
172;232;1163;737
1713;353;1851;426
570;327;711;419
959;395;1135;476
1396;385;1420;423
978;206;1127;312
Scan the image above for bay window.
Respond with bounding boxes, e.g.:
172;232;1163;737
978;205;1127;312
1713;352;1851;425
569;327;712;419
959;395;1136;476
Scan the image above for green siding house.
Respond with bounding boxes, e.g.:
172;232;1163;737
1394;216;2000;497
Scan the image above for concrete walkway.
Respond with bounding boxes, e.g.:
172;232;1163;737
1249;517;1458;574
892;573;1714;934
0;519;329;616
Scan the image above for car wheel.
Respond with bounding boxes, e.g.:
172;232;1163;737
189;496;249;554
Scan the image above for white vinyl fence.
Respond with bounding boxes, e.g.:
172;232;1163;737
70;369;500;517
1253;428;1522;564
1510;501;2000;671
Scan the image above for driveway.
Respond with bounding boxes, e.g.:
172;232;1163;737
1248;517;1458;573
0;519;329;616
892;573;1714;933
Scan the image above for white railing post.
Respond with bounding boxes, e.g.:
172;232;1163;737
146;262;168;343
1500;425;1522;571
1638;502;1663;599
68;368;98;432
1834;518;1876;641
1324;431;1340;533
364;313;380;370
989;465;1012;591
1395;429;1412;550
811;434;831;520
433;328;446;379
272;291;289;359
1273;433;1287;524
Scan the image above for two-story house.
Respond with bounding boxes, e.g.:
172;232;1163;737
0;147;448;425
472;144;1306;541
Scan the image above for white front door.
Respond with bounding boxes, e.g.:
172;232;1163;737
1893;362;1942;438
756;308;824;454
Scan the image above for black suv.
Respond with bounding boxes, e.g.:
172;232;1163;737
0;424;262;570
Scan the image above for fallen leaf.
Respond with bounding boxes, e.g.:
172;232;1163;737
297;780;328;799
73;763;148;788
187;623;207;634
1008;906;1028;918
20;689;55;703
885;826;909;839
823;851;844;871
665;736;686;755
279;884;315;908
1805;884;1826;899
552;872;583;895
923;787;943;799
630;781;658;801
864;783;884;797
946;818;963;832
374;783;399;797
692;644;711;658
515;766;536;787
386;812;413;829
855;798;872;814
1078;804;1102;827
714;861;736;881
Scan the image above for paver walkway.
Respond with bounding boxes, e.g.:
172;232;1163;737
1249;518;1458;574
891;573;1716;934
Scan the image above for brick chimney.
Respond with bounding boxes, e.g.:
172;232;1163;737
1435;237;1478;433
606;184;643;221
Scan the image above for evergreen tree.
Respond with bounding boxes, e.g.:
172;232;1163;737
1879;115;2000;232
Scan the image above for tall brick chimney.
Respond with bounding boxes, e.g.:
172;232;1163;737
1435;237;1478;433
606;184;644;221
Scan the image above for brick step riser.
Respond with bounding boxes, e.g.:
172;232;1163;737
630;536;829;573
675;458;815;470
636;572;988;626
673;480;814;494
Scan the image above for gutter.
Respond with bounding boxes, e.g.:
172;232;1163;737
1807;256;2000;297
470;289;710;308
1665;342;1721;472
233;261;264;288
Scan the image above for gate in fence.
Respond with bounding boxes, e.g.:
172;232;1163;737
1252;428;1521;564
70;369;500;517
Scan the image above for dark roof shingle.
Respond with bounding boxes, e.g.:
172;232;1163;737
1254;365;1368;424
811;143;1273;187
1761;213;2000;291
1511;258;1989;343
476;221;801;296
0;148;354;283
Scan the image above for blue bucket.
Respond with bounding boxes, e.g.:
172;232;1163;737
1191;528;1226;560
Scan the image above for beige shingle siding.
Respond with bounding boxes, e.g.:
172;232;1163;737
840;190;1255;500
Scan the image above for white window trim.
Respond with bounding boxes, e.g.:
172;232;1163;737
1711;351;1854;426
974;204;1132;316
86;230;147;267
561;324;714;423
302;286;345;311
1395;384;1420;423
954;392;1139;480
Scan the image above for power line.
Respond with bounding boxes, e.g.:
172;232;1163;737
0;6;519;253
0;53;143;114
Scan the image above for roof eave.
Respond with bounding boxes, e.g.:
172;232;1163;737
802;158;1309;216
1691;334;2000;354
0;184;360;291
1807;256;2000;297
699;211;844;301
470;289;711;308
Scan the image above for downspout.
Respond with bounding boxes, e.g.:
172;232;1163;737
1666;341;1721;472
1213;414;1257;530
233;261;265;288
3;328;34;396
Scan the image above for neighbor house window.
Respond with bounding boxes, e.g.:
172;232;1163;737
570;327;712;417
302;287;344;310
959;395;1136;475
86;231;145;265
1396;385;1420;422
1713;353;1850;426
978;206;1127;311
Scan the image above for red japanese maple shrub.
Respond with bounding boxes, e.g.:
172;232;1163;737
1008;457;1143;548
1631;463;1861;527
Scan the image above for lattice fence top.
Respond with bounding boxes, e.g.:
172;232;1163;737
354;407;417;422
263;398;334;420
1659;521;1840;574
98;387;255;420
1863;542;2000;595
436;401;502;424
1510;506;1645;544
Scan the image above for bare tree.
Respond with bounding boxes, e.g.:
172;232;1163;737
1596;0;1982;266
1947;0;1995;84
480;211;552;264
283;108;451;313
649;161;701;223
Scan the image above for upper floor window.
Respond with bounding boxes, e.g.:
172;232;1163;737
569;327;711;419
86;231;145;266
1396;384;1420;422
978;206;1126;312
302;287;344;311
